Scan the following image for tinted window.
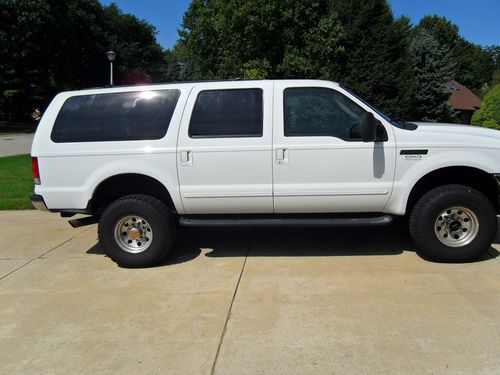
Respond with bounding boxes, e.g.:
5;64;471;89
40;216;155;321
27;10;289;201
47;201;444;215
284;87;366;140
189;89;263;138
51;90;180;143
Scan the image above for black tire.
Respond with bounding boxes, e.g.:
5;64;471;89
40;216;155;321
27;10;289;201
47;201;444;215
98;194;176;268
409;184;497;262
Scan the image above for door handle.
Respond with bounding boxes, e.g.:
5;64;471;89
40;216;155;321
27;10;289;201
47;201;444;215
180;151;192;166
276;149;288;164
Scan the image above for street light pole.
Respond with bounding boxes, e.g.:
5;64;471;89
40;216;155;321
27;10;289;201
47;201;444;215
110;60;113;86
105;51;116;86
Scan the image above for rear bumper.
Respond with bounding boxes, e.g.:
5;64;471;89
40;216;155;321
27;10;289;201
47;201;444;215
30;194;49;212
31;194;92;216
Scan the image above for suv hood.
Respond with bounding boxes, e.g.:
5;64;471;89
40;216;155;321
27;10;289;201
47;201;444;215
397;122;500;149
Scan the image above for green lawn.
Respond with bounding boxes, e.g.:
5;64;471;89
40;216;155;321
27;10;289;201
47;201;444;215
0;154;34;210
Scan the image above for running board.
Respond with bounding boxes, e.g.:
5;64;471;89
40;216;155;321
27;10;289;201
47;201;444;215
68;216;99;228
179;214;393;227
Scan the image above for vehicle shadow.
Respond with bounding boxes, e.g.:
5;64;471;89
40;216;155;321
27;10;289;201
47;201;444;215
86;218;500;266
205;225;412;258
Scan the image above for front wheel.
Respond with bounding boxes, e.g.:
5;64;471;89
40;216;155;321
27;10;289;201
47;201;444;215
409;185;497;262
98;194;176;268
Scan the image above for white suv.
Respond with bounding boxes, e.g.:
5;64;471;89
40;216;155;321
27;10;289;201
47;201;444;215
30;80;500;267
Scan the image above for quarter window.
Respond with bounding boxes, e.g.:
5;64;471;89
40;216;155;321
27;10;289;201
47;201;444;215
51;90;180;143
189;89;263;138
284;87;366;140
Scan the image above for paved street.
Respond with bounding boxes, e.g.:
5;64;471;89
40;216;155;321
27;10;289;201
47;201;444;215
1;210;500;374
0;133;34;157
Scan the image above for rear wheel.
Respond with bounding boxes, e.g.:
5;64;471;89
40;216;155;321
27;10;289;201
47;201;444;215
409;184;497;262
98;194;176;268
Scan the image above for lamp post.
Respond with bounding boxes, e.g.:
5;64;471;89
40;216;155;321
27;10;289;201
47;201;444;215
105;50;116;86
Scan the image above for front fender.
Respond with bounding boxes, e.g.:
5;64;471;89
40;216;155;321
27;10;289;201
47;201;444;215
384;148;498;215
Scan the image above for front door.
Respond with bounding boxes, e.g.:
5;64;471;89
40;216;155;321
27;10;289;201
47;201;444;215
177;82;274;214
272;81;396;213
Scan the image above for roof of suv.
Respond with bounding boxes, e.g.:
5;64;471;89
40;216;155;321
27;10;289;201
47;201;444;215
60;79;340;96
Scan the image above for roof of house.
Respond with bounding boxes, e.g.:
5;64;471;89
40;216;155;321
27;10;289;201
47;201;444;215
446;80;482;111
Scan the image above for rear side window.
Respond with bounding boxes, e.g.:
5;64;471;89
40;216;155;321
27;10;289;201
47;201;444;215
189;89;263;138
51;90;180;143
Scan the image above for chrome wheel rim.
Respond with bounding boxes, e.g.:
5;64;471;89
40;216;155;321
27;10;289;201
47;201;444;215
434;206;479;248
114;215;153;253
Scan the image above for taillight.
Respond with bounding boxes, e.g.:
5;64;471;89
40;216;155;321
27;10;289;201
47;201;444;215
32;157;40;185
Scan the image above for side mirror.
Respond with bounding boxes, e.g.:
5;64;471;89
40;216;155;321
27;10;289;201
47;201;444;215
360;112;377;142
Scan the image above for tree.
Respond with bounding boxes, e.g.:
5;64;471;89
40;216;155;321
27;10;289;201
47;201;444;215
407;30;455;121
0;0;69;120
102;4;165;82
329;0;412;119
413;15;459;52
0;0;166;121
492;70;500;87
177;0;412;118
484;45;500;88
414;15;497;93
157;49;183;82
471;84;500;129
452;40;496;92
176;0;345;80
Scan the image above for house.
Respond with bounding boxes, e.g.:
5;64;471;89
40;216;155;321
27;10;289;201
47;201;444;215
446;80;482;124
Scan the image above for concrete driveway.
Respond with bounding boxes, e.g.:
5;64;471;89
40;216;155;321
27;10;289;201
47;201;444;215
1;210;500;374
0;133;34;156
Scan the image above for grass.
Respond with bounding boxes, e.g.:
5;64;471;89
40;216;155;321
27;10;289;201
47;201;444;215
0;154;34;210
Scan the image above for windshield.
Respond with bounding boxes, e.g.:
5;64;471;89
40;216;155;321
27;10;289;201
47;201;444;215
339;84;395;124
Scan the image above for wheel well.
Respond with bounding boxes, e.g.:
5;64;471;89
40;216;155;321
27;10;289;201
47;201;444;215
90;174;176;215
406;166;499;215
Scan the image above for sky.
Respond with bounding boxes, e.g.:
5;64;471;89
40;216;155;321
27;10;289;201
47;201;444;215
100;0;500;49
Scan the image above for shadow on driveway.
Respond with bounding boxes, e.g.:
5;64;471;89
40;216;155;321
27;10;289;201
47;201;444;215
86;220;500;266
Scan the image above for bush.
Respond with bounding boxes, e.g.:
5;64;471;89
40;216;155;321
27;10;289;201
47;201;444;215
472;84;500;129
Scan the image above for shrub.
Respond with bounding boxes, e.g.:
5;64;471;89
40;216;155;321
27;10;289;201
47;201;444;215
471;84;500;129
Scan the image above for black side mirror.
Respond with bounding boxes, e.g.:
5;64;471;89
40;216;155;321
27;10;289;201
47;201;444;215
360;112;377;142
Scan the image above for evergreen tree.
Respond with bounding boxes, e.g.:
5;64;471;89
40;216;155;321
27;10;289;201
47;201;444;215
407;30;455;121
414;15;497;92
413;15;459;52
329;0;412;119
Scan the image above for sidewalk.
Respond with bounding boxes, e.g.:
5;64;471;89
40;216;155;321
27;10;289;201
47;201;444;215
0;133;34;157
1;210;499;374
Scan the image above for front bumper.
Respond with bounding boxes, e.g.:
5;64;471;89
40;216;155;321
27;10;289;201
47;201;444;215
494;174;500;212
495;174;500;187
30;194;49;212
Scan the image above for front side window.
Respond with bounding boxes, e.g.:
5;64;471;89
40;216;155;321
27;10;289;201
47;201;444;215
51;90;180;143
189;88;263;138
284;87;366;140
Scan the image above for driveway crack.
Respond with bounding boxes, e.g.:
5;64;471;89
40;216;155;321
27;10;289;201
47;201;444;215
0;227;93;282
210;228;254;375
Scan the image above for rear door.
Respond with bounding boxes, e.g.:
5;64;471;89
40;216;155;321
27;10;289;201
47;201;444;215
177;81;273;214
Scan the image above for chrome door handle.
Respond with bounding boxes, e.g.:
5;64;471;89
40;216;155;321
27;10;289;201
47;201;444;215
276;149;288;164
276;149;284;160
180;151;192;166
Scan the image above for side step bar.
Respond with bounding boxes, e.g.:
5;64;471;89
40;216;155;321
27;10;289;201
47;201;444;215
179;214;393;227
68;216;99;228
